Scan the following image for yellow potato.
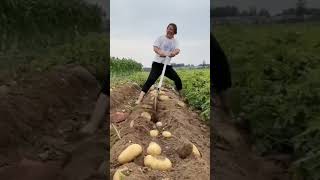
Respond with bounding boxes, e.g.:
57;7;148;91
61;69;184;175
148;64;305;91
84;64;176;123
162;131;172;138
159;95;170;101
113;167;128;180
147;142;162;155
144;155;172;171
150;130;159;137
177;101;185;107
141;112;151;121
159;91;166;95
192;144;201;157
118;144;143;164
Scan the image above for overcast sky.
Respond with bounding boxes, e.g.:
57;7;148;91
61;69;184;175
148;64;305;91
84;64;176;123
213;0;320;15
110;0;210;68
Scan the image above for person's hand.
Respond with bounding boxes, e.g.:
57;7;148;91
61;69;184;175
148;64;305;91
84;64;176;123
169;52;176;57
160;51;170;57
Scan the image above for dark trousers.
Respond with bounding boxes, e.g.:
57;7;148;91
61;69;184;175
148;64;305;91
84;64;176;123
211;34;232;93
142;61;182;93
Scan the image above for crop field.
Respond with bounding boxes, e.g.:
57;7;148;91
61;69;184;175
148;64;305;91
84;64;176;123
215;23;320;179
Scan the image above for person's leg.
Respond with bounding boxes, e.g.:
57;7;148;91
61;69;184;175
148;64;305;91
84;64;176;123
135;62;162;104
80;75;109;134
219;89;234;118
164;66;182;97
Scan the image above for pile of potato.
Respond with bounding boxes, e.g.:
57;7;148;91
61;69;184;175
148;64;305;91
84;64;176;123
113;122;201;180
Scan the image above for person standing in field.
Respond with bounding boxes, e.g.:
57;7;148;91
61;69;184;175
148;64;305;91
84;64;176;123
135;23;182;104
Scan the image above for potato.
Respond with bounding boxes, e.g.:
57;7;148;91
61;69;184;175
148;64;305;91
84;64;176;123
118;144;143;164
144;155;172;171
159;95;170;101
192;144;201;157
150;130;159;137
177;101;185;107
141;112;151;121
113;167;128;180
147;142;162;155
159;90;166;95
162;131;172;138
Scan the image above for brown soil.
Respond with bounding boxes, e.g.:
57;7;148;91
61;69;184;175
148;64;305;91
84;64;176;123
110;84;290;180
0;64;290;180
110;85;210;180
212;109;291;180
0;65;107;180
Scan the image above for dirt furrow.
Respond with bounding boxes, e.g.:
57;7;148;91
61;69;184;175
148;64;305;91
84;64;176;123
110;85;210;180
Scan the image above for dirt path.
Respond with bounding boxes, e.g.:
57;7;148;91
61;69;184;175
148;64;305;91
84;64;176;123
110;84;210;180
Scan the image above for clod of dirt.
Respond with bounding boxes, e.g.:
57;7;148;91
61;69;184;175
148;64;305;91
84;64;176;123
140;112;151;121
111;112;129;123
159;95;170;101
177;143;193;159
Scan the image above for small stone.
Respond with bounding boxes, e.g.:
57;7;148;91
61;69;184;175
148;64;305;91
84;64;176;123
156;122;163;127
177;143;193;159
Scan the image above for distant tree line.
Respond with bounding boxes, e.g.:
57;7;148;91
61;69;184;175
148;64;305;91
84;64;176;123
212;0;320;17
211;6;270;17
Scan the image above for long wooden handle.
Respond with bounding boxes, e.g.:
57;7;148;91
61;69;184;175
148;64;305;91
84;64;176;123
157;56;169;90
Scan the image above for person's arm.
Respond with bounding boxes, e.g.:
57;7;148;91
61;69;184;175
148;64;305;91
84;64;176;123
169;48;180;57
169;39;180;57
153;46;167;57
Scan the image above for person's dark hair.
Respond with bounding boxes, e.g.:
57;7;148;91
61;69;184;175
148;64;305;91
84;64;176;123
167;23;177;34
